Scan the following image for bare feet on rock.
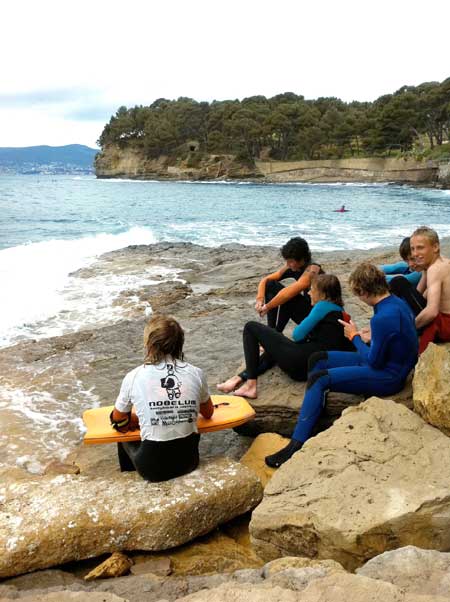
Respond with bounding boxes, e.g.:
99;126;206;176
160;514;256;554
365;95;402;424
234;381;257;399
216;375;243;393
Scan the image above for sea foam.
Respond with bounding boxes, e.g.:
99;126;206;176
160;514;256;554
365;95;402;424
0;226;169;347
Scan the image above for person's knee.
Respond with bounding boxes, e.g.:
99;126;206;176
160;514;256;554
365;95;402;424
306;369;329;390
265;280;278;292
243;320;260;336
308;351;328;373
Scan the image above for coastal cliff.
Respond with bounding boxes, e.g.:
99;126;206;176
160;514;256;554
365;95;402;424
95;145;447;186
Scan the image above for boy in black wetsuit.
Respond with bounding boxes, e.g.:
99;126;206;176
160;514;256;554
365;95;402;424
255;237;320;332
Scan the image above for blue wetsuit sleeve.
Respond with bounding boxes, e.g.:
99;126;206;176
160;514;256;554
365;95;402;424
361;313;396;369
352;335;370;359
385;270;421;286
381;261;409;276
292;301;341;342
404;271;421;286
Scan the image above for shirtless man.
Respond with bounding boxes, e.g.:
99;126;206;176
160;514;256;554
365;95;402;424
390;226;450;353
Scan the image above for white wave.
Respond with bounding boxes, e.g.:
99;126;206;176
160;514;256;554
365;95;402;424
0;227;161;347
0;383;99;474
96;178;162;183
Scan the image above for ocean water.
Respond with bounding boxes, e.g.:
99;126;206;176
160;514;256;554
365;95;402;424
1;174;450;473
1;174;450;348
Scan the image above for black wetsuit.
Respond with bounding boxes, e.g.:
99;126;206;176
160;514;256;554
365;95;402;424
239;310;355;382
265;268;311;332
117;434;200;482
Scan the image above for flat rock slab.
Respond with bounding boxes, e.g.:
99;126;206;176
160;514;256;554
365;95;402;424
0;594;126;602
172;572;449;602
0;457;262;579
249;397;450;571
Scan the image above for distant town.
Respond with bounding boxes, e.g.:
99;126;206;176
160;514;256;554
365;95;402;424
0;144;97;175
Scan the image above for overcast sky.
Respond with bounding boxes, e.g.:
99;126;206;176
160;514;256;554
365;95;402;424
1;0;449;148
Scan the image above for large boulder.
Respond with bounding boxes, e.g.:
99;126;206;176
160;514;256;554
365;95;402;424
0;457;262;579
357;545;450;597
249;397;450;570
413;342;450;434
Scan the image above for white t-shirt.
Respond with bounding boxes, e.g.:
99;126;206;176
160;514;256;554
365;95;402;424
115;359;210;442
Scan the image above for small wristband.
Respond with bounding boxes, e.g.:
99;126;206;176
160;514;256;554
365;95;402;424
109;410;131;432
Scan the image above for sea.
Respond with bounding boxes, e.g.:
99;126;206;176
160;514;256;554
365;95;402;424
1;174;450;473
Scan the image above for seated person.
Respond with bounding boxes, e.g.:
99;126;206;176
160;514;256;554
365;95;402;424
380;236;421;286
256;236;321;332
266;263;418;468
390;226;450;354
111;314;214;482
217;274;355;399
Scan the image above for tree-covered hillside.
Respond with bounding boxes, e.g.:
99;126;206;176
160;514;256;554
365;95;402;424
98;79;450;162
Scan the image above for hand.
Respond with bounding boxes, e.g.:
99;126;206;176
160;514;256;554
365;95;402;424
129;412;140;431
338;318;358;340
359;326;371;344
259;304;269;317
255;299;264;313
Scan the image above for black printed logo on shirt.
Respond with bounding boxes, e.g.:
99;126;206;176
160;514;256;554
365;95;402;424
160;364;181;400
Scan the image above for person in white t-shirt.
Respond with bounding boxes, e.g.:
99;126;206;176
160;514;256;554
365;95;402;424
111;314;214;482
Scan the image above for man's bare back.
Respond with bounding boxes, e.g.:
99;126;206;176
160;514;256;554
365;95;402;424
429;257;450;314
411;232;450;327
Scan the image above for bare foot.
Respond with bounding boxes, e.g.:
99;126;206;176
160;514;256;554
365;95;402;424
217;376;242;393
234;382;258;399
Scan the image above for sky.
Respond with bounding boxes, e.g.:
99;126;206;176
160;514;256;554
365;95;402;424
1;0;449;149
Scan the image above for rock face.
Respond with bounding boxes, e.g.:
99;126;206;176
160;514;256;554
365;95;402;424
258;157;439;185
0;457;263;579
95;147;440;186
95;146;261;180
249;397;450;571
413;342;450;434
357;545;450;597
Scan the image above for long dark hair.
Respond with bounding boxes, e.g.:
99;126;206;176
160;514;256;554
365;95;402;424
314;274;344;307
143;314;184;364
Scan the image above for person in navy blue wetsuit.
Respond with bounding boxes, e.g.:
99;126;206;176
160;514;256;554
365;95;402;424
265;263;418;468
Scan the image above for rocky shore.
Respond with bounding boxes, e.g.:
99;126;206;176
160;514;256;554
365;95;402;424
95;147;450;188
2;240;450;600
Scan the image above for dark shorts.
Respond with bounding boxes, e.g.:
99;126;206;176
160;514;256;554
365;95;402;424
117;432;200;482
